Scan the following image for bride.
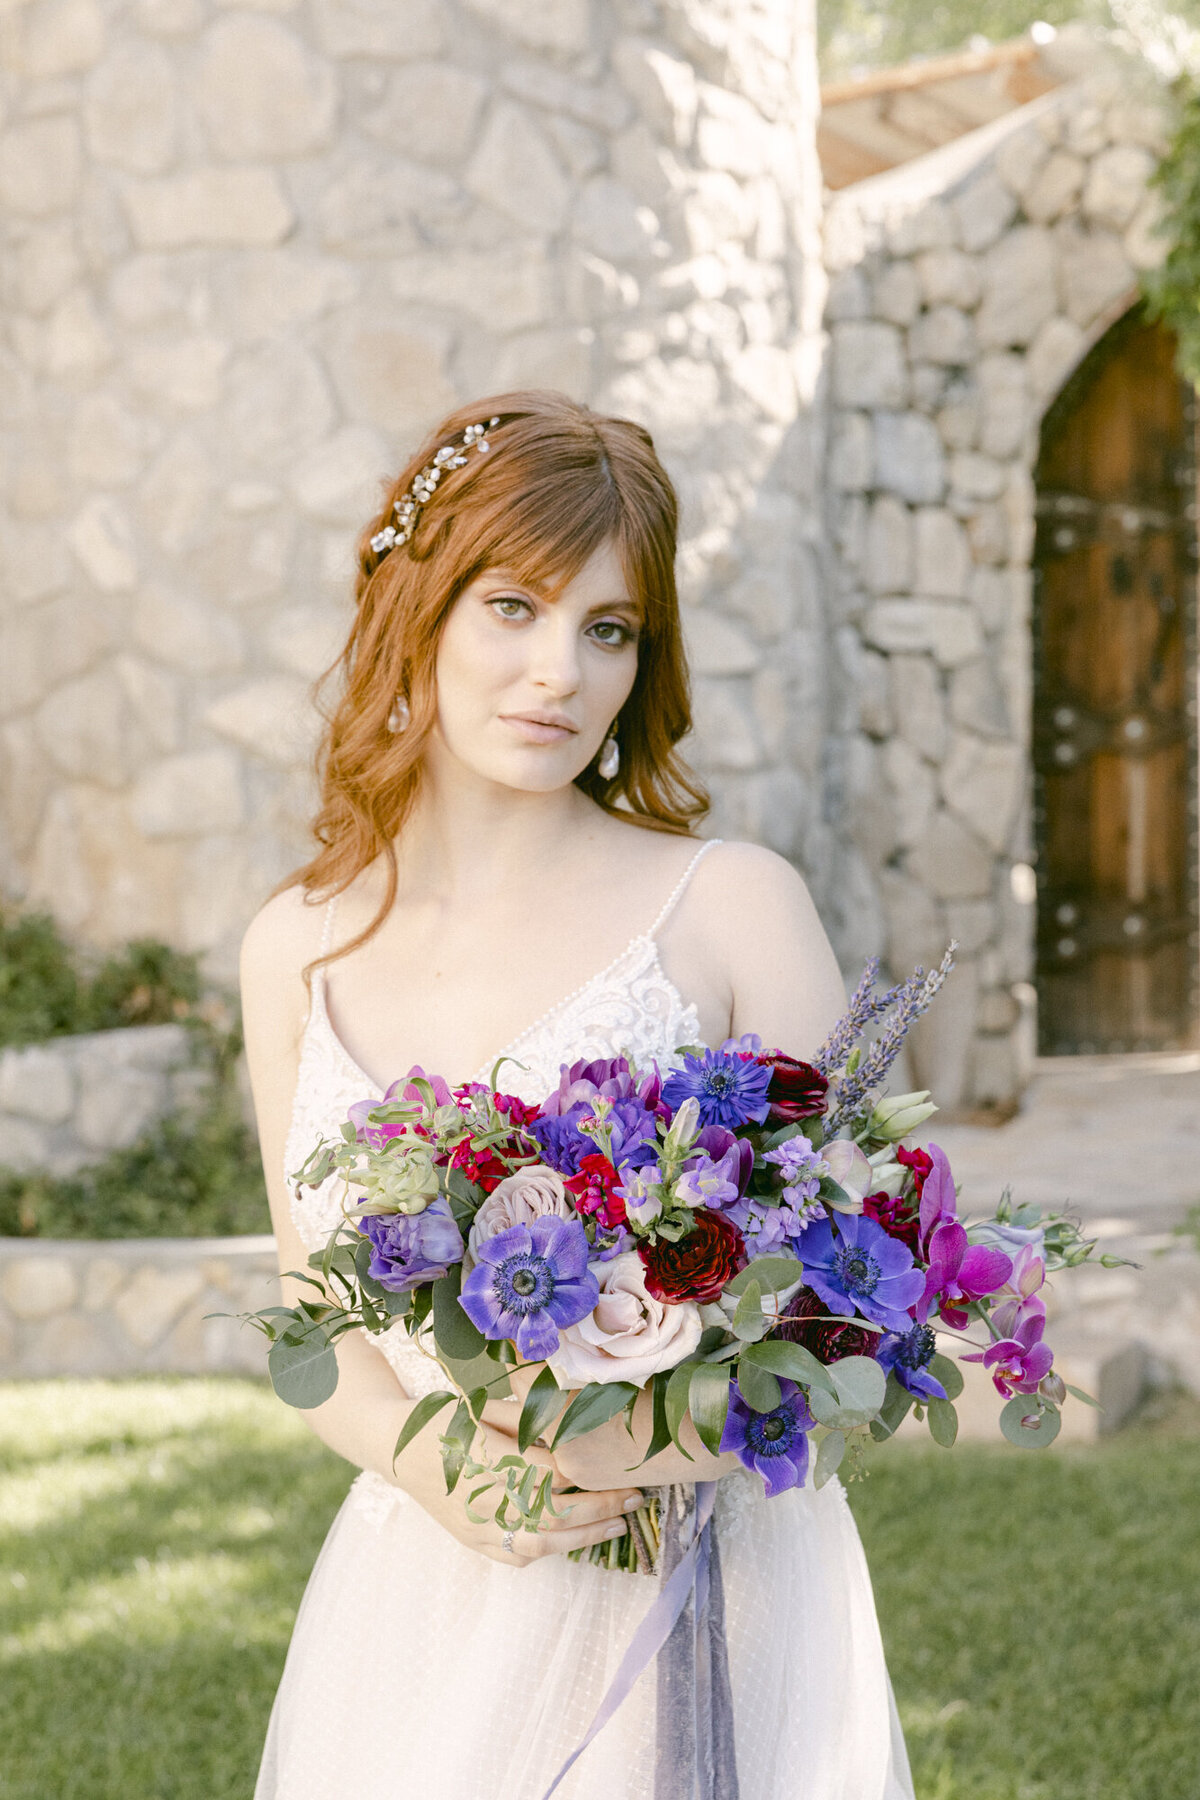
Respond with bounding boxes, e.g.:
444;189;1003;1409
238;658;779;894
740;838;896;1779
241;389;914;1799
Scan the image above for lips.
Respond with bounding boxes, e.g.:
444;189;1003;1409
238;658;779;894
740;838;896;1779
500;712;578;744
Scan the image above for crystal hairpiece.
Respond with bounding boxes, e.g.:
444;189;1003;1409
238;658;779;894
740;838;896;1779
370;416;501;557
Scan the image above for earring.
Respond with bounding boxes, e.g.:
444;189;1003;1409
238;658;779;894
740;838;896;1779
598;725;619;780
387;694;410;733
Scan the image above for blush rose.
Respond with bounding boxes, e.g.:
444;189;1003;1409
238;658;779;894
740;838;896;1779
464;1164;574;1271
548;1252;703;1387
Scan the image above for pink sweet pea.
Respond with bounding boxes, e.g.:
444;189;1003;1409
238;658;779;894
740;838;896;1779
963;1309;1054;1397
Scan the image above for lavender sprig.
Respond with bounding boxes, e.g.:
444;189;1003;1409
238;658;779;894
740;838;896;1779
811;957;905;1078
824;944;958;1133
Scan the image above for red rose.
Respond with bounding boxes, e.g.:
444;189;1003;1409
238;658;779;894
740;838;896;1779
759;1052;829;1126
862;1189;921;1255
564;1154;626;1229
897;1144;933;1197
776;1287;877;1362
639;1210;746;1304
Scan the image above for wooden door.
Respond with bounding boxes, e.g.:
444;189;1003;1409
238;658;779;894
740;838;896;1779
1033;310;1198;1054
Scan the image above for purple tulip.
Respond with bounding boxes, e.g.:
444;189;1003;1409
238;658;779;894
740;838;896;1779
459;1215;599;1360
916;1220;1012;1329
795;1211;925;1332
720;1377;814;1496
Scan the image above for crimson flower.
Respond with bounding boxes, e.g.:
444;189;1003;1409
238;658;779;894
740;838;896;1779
862;1188;921;1254
639;1209;745;1304
564;1153;626;1229
758;1052;829;1125
776;1286;877;1362
896;1143;933;1196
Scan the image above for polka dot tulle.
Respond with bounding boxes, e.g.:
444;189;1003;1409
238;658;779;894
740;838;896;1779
258;869;914;1799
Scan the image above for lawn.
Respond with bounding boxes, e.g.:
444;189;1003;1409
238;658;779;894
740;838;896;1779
1;1379;1197;1800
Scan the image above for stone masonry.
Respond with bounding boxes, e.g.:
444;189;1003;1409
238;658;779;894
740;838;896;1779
821;43;1170;1108
0;0;831;984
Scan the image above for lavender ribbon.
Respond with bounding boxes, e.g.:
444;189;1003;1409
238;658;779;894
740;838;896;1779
538;1482;739;1800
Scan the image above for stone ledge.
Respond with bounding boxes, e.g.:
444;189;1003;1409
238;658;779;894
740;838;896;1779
0;1234;279;1378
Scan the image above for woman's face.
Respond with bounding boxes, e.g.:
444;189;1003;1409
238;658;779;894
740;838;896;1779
431;538;640;795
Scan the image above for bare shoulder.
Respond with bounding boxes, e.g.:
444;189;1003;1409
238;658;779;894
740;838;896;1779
240;884;325;989
690;840;824;937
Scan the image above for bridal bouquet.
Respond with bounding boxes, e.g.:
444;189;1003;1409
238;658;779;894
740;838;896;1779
245;947;1113;1570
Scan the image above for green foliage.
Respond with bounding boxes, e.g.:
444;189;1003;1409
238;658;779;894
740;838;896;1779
1144;79;1200;382
0;908;202;1048
818;0;1105;83
0;1087;269;1239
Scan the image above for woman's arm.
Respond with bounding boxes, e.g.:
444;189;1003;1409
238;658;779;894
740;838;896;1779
240;889;641;1564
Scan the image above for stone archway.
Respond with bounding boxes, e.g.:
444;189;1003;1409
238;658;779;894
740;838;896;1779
820;46;1174;1108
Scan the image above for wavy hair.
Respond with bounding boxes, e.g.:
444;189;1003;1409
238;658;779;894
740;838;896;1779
287;389;708;967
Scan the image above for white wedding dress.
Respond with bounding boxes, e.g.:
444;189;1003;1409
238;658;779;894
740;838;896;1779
256;842;914;1800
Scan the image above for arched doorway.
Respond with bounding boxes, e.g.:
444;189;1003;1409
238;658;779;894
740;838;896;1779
1032;309;1198;1055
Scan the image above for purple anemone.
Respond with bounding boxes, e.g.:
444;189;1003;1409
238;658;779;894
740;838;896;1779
795;1211;925;1332
876;1321;948;1401
358;1198;463;1293
459;1214;599;1360
720;1377;814;1497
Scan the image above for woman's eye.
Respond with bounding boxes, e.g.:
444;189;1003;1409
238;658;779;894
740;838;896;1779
590;620;635;647
488;595;532;621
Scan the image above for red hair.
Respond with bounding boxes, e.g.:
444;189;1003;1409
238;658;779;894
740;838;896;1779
287;389;708;967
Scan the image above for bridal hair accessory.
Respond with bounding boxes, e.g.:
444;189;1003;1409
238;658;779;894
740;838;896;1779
387;694;410;734
370;417;501;557
598;722;620;780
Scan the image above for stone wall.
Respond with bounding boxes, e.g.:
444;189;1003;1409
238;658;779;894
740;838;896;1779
0;1232;278;1375
0;0;830;982
820;50;1169;1107
0;1021;208;1175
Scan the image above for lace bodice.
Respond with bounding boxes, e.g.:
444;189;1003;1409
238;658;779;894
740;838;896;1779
282;840;722;1394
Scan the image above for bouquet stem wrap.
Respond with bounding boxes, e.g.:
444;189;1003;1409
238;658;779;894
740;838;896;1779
539;1482;738;1800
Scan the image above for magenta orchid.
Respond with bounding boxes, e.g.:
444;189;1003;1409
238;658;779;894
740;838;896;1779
963;1307;1054;1397
912;1143;1012;1328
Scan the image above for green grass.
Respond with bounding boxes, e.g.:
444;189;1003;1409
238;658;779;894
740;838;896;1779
1;1380;1198;1800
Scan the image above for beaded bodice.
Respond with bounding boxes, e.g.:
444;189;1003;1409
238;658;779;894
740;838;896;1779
283;840;722;1396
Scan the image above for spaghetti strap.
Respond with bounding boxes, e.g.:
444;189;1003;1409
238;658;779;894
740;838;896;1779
318;894;339;958
647;838;723;939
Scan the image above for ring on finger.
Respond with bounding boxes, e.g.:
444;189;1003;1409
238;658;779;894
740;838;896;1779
501;1529;516;1555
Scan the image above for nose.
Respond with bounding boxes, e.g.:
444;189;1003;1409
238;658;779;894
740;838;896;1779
528;610;581;699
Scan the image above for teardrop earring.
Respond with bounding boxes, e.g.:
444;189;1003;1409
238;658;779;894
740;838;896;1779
387;694;410;733
598;724;620;780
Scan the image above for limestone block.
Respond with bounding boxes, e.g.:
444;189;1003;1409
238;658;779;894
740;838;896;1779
1022;149;1085;224
1058;229;1135;331
11;222;80;314
573;176;660;262
889;654;946;763
122;167;295;249
128;334;230;411
1062;97;1108;158
204;674;313;770
114;1263;205;1348
566;250;638;319
264;603;346;679
68;392;159;487
138;0;205;34
914;507;970;599
462;0;593;52
696;84;769;179
681;168;755;254
488;324;595;395
844;733;897;871
976;226;1056;349
949;658;1011;738
77;1061;168;1153
364;62;487;163
993;124;1050;200
1106;94;1170;155
885;198;955;257
730;344;797;426
132;749;245;837
825;266;869;322
1124;190;1168;272
914;248;980;310
908;305;975;368
836;628;892;738
227;339;337;467
114;654;180;755
1082;144;1156;231
612;39;697;147
213;248;359;336
0;1044;74;1123
197;16;338;160
84;40;178;174
829;412;872;492
1004;465;1036;567
912;809;993;901
44;289;114;377
864;599;982;666
941;734;1023;853
289;424;388;525
690;678;761;772
13;0;105;76
500;56;631;133
831;322;906;408
878;866;948;974
944;897;995;956
312;0;445;58
326;319;452;435
1027;314;1085;407
35;665;131;786
82;1256;127;1311
969;565;1020;636
935;379;981;452
864;496;913;596
548;114;606;179
0;117;81;216
953;169;1018;254
0;1256;78;1321
873;260;920;326
948;451;1007;502
884;737;937;849
683;609;760;676
133;586;244;675
466;103;568;233
977;352;1029;458
139;436;215;556
0;1116;51;1173
873;413;944;505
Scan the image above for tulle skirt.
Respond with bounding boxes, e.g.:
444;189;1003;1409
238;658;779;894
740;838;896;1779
254;1466;913;1800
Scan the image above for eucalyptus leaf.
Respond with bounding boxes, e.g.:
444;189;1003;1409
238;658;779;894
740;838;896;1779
929;1351;964;1400
870;1372;914;1441
741;1337;838;1396
551;1381;640;1450
392;1388;456;1460
731;1280;769;1342
725;1255;802;1297
267;1329;338;1410
830;1355;886;1416
518;1364;564;1452
926;1397;959;1448
688;1362;732;1456
999;1396;1061;1448
1065;1382;1103;1410
665;1361;697;1461
813;1429;846;1489
734;1354;781;1415
432;1267;488;1362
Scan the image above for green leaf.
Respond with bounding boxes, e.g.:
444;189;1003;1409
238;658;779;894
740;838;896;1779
819;1177;857;1212
392;1388;456;1460
742;1338;837;1396
734;1353;781;1415
929;1351;964;1400
439;1398;475;1493
1065;1382;1103;1411
665;1361;697;1460
870;1372;914;1441
813;1428;846;1489
830;1355;887;1416
266;1329;338;1409
725;1255;802;1297
432;1267;488;1362
689;1362;732;1456
731;1280;769;1342
550;1381;640;1450
999;1396;1061;1448
518;1364;564;1453
641;1369;673;1464
927;1397;959;1448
